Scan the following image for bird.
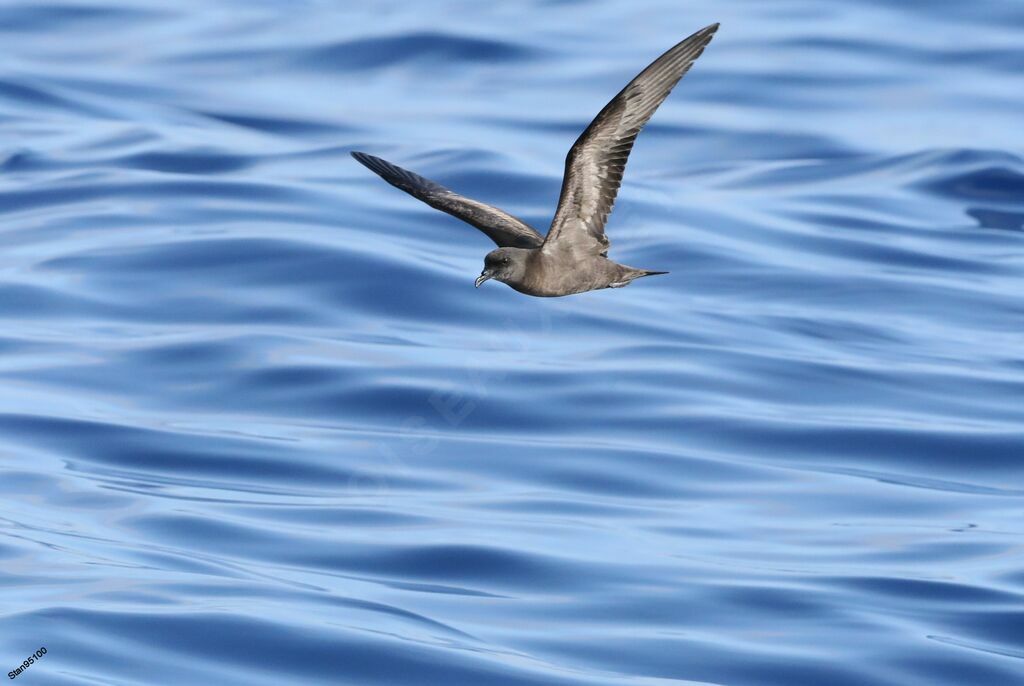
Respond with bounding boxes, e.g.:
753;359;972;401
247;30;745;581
351;23;718;297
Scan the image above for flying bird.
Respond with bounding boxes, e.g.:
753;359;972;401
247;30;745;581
352;23;718;297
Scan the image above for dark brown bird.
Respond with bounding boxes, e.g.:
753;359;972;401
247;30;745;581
352;23;718;297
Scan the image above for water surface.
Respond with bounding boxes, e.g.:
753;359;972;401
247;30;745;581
1;1;1023;684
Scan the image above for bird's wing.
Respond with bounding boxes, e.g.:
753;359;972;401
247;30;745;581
351;151;544;249
542;23;718;257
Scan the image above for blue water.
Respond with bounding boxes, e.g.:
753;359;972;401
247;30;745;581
2;1;1023;684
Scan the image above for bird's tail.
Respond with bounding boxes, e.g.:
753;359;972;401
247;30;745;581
637;269;668;278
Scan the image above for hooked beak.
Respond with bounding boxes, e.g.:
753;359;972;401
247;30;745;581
474;270;493;288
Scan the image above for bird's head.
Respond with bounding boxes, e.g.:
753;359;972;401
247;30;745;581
476;248;528;288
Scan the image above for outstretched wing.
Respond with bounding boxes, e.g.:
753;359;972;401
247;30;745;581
543;23;718;257
351;151;544;249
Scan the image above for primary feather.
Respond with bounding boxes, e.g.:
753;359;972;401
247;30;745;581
350;151;544;249
543;24;719;258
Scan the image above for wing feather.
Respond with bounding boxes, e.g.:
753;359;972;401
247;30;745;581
543;23;718;257
351;151;544;248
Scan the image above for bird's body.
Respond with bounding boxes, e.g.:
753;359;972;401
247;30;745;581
352;23;718;297
485;248;663;298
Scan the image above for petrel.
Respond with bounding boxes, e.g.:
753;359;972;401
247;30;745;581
352;23;718;297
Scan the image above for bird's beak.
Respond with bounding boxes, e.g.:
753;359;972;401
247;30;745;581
474;270;493;288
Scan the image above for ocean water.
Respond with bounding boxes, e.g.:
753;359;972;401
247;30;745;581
1;1;1023;684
